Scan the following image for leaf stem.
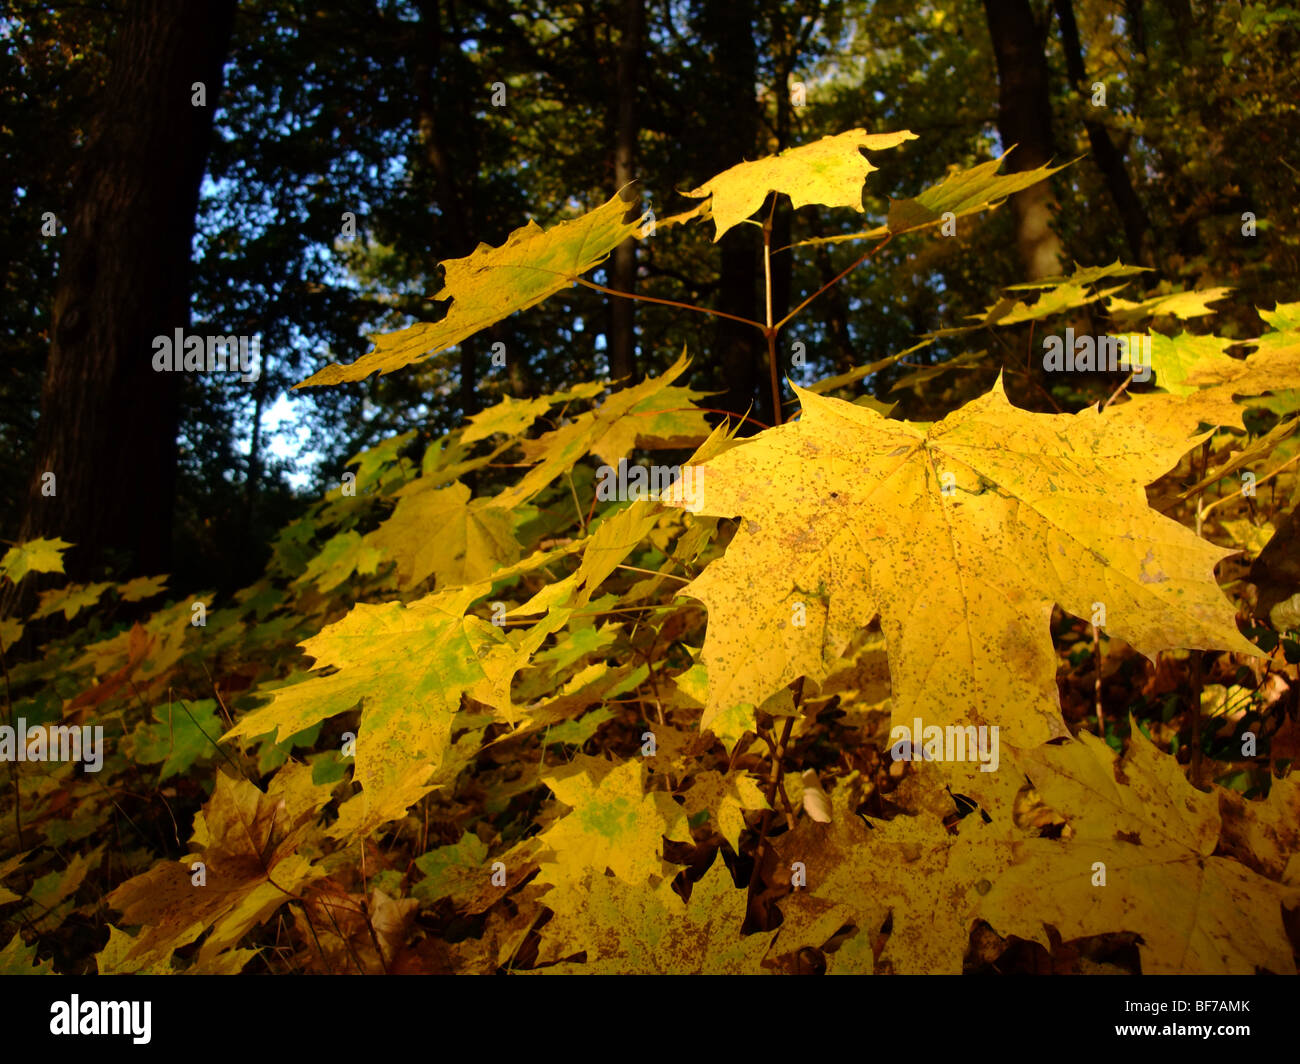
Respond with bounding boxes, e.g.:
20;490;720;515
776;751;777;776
773;235;892;333
577;278;764;330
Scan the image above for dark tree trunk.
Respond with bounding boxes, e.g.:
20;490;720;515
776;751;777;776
18;0;236;581
415;0;484;419
982;0;1065;280
697;0;763;426
768;14;795;415
607;0;644;383
1053;0;1152;265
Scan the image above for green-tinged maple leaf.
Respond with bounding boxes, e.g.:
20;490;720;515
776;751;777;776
996;731;1299;974
514;501;661;614
1149;332;1241;394
460;383;605;444
536;859;773;973
363;480;520;590
413;832;489;905
663;379;1258;746
107;764;331;967
0;932;53;974
295;187;648;386
27;846;103;932
680;769;769;852
125;699;224;780
0;537;70;584
796;154;1070;247
497;350;709;508
344;429;418;492
685;128;917;242
535;754;688;888
225;583;503;832
294;530;383;593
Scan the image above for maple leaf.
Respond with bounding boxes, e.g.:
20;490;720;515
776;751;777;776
663;379;1258;746
773;783;1031;974
95;925;175;974
295;187;648;386
293;530;383;593
116;573;168;603
225;583;503;833
680;769;769;852
1108;286;1233;327
106;764;331;967
27;846;104;932
685;128;917;241
460;383;605;444
535;754;688;889
536;859;773;974
32;581;112;621
795;154;1071;247
0;537;70;584
497;350;709;509
998;731;1299;974
125;698;224;780
1149;332;1241;394
1218;773;1300;884
413;832;490;905
363;480;520;590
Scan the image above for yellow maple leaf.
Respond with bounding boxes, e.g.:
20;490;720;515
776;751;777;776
663;379;1258;746
535;859;774;974
296;187;649;387
0;537;70;584
685;128;917;242
535;754;688;889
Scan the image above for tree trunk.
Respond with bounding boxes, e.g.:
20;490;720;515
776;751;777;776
769;16;796;415
982;0;1065;280
608;0;644;383
415;0;482;419
696;0;763;426
17;0;236;581
1053;0;1152;265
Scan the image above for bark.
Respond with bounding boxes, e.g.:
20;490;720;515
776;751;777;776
415;0;482;418
1053;0;1152;264
696;0;763;425
769;13;795;409
17;0;236;581
608;0;644;383
982;0;1066;280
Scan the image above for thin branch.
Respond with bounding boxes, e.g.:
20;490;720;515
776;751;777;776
577;278;765;330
